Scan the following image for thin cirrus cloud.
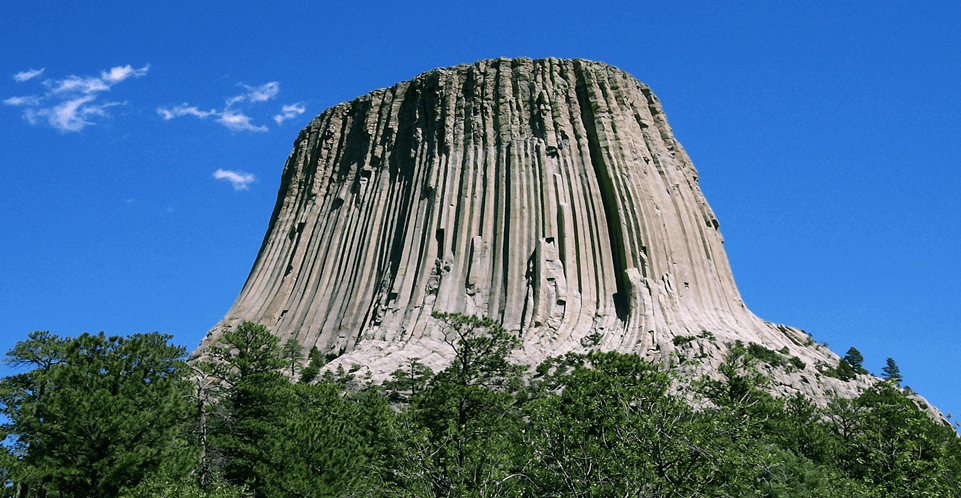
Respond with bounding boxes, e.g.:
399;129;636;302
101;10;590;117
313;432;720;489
3;64;149;132
3;95;41;106
274;102;306;125
226;82;279;106
13;68;44;82
158;82;301;133
156;105;216;120
213;168;256;190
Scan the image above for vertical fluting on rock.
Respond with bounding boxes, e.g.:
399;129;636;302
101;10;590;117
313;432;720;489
195;58;834;374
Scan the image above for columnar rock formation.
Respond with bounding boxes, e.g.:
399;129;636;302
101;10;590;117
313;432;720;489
196;58;847;394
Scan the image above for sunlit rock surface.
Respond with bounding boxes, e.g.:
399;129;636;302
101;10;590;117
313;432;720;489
195;58;875;402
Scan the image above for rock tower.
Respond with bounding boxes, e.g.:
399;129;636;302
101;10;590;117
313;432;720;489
195;58;847;394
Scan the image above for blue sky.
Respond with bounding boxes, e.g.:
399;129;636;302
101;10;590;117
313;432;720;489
2;1;959;419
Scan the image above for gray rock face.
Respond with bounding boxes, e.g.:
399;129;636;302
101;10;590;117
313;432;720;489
195;57;865;400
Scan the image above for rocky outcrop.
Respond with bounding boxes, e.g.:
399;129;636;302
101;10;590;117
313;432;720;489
194;57;867;401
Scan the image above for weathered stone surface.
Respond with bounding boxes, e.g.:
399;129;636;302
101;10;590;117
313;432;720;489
193;58;873;401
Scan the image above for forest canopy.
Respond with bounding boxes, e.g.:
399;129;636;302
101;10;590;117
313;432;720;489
2;317;959;497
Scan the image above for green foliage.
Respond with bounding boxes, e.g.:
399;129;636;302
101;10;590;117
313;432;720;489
524;351;714;496
200;321;389;497
384;313;526;497
827;380;961;496
120;475;250;498
844;346;865;372
835;359;857;381
580;331;603;347
320;364;359;392
672;334;695;346
1;331;194;498
774;393;834;464
431;312;524;387
251;381;389;497
704;340;775;409
279;338;304;378
789;356;806;370
201;321;285;388
200;322;289;495
384;357;434;402
298;346;325;383
882;357;903;384
818;358;860;382
746;340;785;367
4;321;959;497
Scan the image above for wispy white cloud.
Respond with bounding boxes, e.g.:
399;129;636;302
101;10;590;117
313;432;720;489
34;95;123;132
242;82;279;103
4;64;149;132
213;168;256;190
46;75;111;95
13;69;44;82
3;95;41;106
226;82;280;106
159;81;280;132
157;105;267;132
274;102;306;124
217;110;268;132
101;64;149;84
157;104;217;120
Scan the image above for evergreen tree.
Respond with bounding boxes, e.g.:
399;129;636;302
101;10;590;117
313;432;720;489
119;475;249;498
882;357;903;385
254;381;387;497
1;331;194;498
828;380;960;496
0;331;69;497
697;342;793;494
387;313;526;497
8;323;961;497
201;321;285;387
775;393;833;464
298;346;325;384
200;321;287;495
280;338;304;378
844;347;865;372
384;357;433;402
201;321;389;497
524;351;706;495
836;358;857;381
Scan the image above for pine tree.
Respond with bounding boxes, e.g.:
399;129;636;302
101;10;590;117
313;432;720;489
836;358;856;381
843;347;865;373
389;313;526;497
882;357;903;384
201;321;285;387
830;380;958;496
201;321;386;497
200;321;287;494
523;352;698;495
1;331;194;498
280;338;304;378
298;346;325;383
254;381;386;497
385;357;434;401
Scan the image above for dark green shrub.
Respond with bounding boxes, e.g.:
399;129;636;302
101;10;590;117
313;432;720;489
672;335;695;347
747;342;784;367
789;356;806;370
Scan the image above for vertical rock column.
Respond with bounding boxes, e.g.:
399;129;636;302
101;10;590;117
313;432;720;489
194;58;817;372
